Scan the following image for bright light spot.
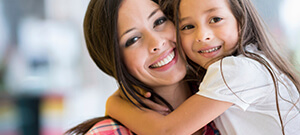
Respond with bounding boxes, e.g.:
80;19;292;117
280;0;300;29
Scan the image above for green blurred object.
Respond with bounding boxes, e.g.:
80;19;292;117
16;95;41;135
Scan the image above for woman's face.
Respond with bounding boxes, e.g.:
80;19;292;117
118;0;186;88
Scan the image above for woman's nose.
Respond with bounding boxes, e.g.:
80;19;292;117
147;32;165;53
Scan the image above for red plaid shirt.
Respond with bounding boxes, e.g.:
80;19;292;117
86;118;220;135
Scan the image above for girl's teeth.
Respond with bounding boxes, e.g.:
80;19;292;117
151;51;175;68
199;46;221;53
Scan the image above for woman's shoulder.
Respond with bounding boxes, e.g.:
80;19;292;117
86;118;133;135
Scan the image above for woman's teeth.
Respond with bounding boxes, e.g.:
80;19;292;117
199;46;221;53
150;51;175;68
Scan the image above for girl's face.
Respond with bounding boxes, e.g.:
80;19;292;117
179;0;239;69
118;0;186;88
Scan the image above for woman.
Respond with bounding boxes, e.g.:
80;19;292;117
65;0;218;134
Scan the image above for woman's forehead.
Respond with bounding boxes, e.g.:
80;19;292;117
118;0;159;16
117;0;160;37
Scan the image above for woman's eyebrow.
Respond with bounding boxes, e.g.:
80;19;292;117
120;28;135;39
121;8;160;38
148;8;160;20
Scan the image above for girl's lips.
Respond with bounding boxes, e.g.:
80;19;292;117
198;46;222;58
198;46;221;53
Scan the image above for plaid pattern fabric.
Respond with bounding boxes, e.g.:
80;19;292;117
204;122;221;135
86;118;220;135
86;119;133;135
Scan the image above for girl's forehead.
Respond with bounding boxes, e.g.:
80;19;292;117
180;0;230;10
179;0;232;20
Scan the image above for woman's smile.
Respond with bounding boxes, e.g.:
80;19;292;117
118;0;186;87
150;48;176;68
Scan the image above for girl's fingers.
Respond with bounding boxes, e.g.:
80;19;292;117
124;90;169;113
143;92;152;98
142;97;169;112
158;111;171;116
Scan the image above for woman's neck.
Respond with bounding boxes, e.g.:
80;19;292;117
153;81;192;109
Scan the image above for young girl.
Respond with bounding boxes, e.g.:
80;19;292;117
65;0;220;134
107;0;300;134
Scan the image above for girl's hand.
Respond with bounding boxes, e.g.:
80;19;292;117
142;92;170;116
107;90;170;115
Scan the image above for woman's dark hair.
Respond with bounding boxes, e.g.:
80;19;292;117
84;0;174;112
65;0;197;134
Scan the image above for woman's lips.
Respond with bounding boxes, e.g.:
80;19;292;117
150;50;175;68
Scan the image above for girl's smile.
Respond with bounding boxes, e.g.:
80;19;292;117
197;45;222;58
198;46;221;54
179;0;239;69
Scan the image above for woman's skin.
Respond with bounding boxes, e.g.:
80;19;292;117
107;0;205;134
117;0;191;109
107;0;233;134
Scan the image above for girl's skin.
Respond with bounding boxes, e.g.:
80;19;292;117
179;0;239;69
65;0;213;134
108;0;206;134
107;0;234;134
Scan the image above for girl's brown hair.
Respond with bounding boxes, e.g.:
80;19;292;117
225;1;300;134
65;0;195;134
169;0;300;134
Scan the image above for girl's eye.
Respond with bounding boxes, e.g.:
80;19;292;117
125;37;140;47
209;17;223;24
181;25;195;31
153;16;167;28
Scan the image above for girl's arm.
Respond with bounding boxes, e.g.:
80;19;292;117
106;89;170;115
106;93;232;135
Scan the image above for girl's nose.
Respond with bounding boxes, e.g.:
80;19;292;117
196;36;211;43
195;28;213;43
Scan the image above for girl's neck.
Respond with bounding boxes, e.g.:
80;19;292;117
153;81;192;109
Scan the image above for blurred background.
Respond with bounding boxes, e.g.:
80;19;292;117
0;0;299;135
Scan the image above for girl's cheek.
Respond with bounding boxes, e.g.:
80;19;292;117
182;36;192;48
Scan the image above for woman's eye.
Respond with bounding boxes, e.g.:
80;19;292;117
125;37;140;47
181;25;195;31
153;16;167;28
209;17;222;24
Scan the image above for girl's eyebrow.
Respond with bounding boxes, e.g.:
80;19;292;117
180;7;220;22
